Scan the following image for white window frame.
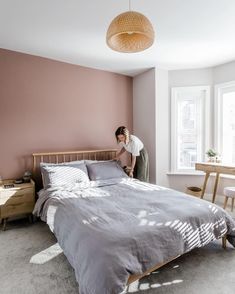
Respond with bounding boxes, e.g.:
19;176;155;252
171;86;211;173
214;81;235;161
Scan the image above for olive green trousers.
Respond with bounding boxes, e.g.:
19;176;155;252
133;147;149;182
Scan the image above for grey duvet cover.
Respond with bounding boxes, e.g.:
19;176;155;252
33;178;235;294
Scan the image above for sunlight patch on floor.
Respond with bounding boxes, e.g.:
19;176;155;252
30;243;63;264
127;279;183;292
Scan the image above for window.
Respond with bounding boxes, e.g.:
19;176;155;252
171;86;210;173
215;81;235;164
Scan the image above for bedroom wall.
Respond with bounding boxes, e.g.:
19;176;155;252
0;49;133;179
155;68;169;187
133;68;169;185
133;68;156;183
213;60;235;84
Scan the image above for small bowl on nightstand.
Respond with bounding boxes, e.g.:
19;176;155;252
14;178;24;184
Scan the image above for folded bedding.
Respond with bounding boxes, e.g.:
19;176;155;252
33;178;235;294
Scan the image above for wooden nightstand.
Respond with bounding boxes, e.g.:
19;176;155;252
0;179;35;230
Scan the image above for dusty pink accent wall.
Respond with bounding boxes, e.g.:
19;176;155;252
0;49;133;179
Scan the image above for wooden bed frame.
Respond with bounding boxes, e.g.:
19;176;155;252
32;149;117;190
32;149;227;286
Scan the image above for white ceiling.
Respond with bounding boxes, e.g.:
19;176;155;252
1;0;235;76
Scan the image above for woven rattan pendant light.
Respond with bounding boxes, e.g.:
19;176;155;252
106;0;155;53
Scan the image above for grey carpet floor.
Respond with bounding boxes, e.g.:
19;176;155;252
0;220;235;294
1;190;235;294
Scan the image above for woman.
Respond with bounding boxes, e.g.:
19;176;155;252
115;126;149;182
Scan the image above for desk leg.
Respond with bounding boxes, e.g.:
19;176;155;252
212;173;220;203
231;198;234;212
201;172;210;199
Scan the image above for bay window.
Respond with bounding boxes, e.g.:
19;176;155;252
171;86;210;173
215;81;235;164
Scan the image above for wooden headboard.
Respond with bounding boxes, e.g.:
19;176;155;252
32;149;117;190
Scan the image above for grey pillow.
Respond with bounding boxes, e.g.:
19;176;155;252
40;162;89;188
86;161;127;181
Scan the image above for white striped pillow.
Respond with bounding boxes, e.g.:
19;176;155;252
40;163;89;188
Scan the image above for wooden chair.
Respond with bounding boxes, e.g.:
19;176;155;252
223;187;235;212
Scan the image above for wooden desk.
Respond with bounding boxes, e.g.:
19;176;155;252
195;162;235;203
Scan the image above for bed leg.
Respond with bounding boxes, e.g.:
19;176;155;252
222;235;227;249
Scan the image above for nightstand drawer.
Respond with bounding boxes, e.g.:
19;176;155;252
1;202;34;218
0;192;34;206
0;187;33;199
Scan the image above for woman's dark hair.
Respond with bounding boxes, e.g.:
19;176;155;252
115;126;129;143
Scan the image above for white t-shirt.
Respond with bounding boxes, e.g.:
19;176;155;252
120;135;144;156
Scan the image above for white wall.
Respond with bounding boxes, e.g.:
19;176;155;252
133;68;156;183
213;61;235;84
155;69;169;187
169;68;213;87
133;68;169;185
